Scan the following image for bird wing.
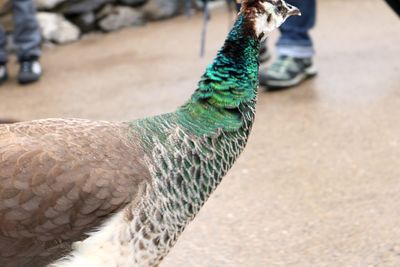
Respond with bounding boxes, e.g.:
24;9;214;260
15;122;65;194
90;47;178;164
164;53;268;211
0;119;151;266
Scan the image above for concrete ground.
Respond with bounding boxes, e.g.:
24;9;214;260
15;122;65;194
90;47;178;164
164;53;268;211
1;0;400;266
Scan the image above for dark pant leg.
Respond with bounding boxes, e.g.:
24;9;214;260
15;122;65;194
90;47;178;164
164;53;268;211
0;25;7;64
384;0;400;16
277;0;316;58
13;0;41;61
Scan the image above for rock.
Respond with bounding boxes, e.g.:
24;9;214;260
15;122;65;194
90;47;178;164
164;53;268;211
6;34;17;54
37;12;81;44
0;11;14;32
68;12;96;33
57;0;112;16
142;0;184;20
95;4;114;20
98;6;144;32
35;0;67;10
0;7;14;32
117;0;147;7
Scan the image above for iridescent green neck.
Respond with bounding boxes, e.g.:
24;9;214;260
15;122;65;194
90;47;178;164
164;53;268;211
177;14;260;135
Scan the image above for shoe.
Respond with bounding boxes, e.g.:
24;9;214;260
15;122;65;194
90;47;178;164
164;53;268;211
259;55;317;89
18;60;42;85
0;64;8;84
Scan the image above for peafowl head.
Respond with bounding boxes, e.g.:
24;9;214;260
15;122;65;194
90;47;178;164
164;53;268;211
238;0;301;41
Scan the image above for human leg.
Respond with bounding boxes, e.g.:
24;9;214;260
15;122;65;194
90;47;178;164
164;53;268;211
0;25;8;83
13;0;42;84
276;0;316;58
13;0;41;61
260;0;317;89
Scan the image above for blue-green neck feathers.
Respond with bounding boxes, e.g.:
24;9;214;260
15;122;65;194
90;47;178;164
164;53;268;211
131;14;261;139
191;14;260;108
177;14;260;135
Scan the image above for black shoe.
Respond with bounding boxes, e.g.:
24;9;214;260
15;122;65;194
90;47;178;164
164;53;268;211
18;60;42;85
259;55;317;89
0;64;8;84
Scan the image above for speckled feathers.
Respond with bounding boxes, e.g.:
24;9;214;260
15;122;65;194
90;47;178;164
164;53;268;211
0;119;151;267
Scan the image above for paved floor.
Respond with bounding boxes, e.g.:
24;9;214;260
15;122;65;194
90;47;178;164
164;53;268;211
1;0;400;266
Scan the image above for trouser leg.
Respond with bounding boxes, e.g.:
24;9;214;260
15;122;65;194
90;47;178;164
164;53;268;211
13;0;41;61
276;0;316;58
0;24;8;64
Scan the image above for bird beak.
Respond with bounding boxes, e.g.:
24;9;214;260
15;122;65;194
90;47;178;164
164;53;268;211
287;4;301;17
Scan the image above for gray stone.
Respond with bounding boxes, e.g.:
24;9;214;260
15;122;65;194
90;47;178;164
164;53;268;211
35;0;67;10
95;4;114;20
142;0;184;20
68;12;96;33
37;12;81;44
0;10;13;32
6;34;17;54
57;0;112;15
98;6;144;32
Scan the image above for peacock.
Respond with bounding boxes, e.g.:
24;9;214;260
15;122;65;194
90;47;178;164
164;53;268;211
0;1;300;266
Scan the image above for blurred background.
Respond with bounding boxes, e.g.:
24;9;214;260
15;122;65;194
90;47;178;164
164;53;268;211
1;0;400;266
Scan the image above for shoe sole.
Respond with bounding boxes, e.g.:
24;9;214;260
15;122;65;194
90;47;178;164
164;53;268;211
264;65;318;89
18;78;40;85
18;74;42;85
